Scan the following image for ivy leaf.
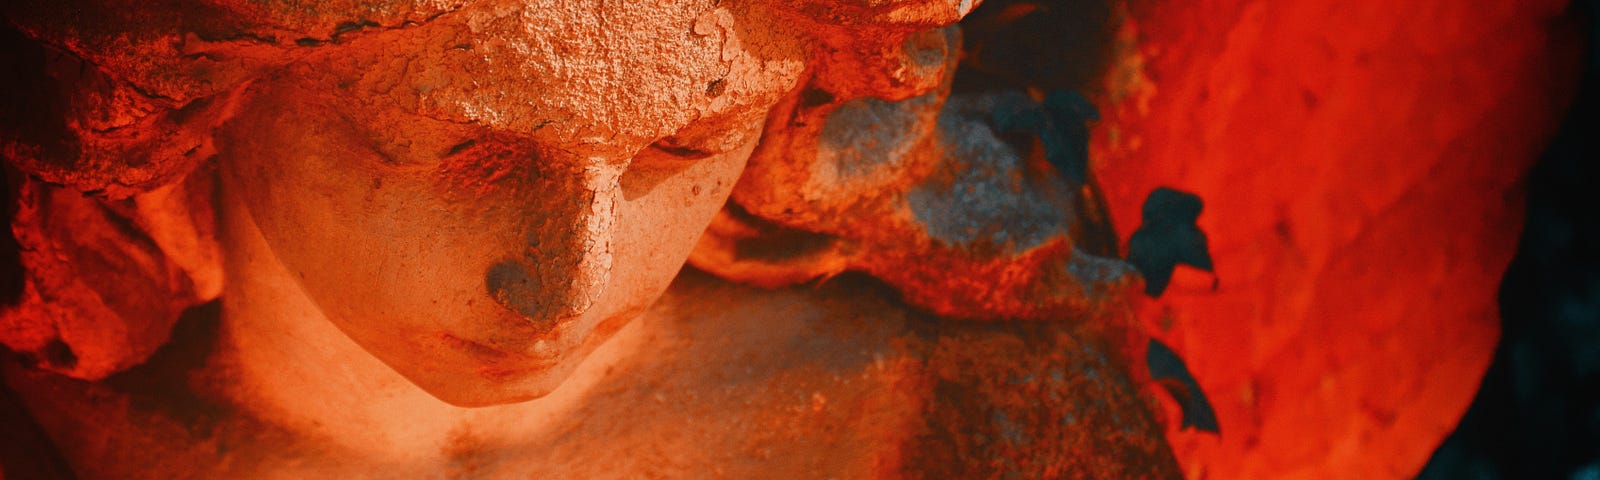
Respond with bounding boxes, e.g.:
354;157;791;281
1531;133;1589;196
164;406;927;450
1128;187;1213;296
990;90;1098;183
1147;338;1221;434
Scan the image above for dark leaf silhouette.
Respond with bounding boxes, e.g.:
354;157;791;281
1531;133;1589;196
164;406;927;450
1147;338;1220;434
1128;187;1213;296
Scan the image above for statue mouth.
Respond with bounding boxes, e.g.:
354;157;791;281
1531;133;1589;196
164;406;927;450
439;332;558;374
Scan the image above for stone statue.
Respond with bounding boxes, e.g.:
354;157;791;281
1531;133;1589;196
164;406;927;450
0;0;1178;478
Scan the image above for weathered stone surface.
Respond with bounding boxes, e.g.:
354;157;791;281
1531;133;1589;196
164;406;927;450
0;0;1186;477
2;173;220;380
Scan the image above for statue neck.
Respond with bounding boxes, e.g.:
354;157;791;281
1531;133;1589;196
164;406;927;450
209;176;636;462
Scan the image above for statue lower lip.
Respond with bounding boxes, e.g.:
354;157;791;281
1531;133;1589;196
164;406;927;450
439;332;557;369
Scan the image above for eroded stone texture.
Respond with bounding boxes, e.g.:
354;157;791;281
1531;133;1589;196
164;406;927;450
4;0;1078;382
1;172;220;380
0;0;1188;478
692;30;1140;323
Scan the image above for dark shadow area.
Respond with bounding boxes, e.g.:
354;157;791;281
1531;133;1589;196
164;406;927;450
953;0;1115;95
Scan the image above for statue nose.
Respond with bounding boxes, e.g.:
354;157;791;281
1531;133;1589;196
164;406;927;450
485;162;621;332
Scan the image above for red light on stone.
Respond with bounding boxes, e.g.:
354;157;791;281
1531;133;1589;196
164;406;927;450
1094;0;1581;477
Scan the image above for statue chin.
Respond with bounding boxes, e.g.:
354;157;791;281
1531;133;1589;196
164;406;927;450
335;297;643;407
382;344;578;407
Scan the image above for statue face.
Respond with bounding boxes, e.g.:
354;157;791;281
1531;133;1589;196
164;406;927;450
217;1;803;406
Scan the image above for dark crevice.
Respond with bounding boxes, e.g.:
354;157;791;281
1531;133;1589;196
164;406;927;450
952;0;1116;95
0;167;25;307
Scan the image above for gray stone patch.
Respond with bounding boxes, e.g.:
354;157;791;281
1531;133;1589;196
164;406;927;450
905;92;1065;253
816;93;938;180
